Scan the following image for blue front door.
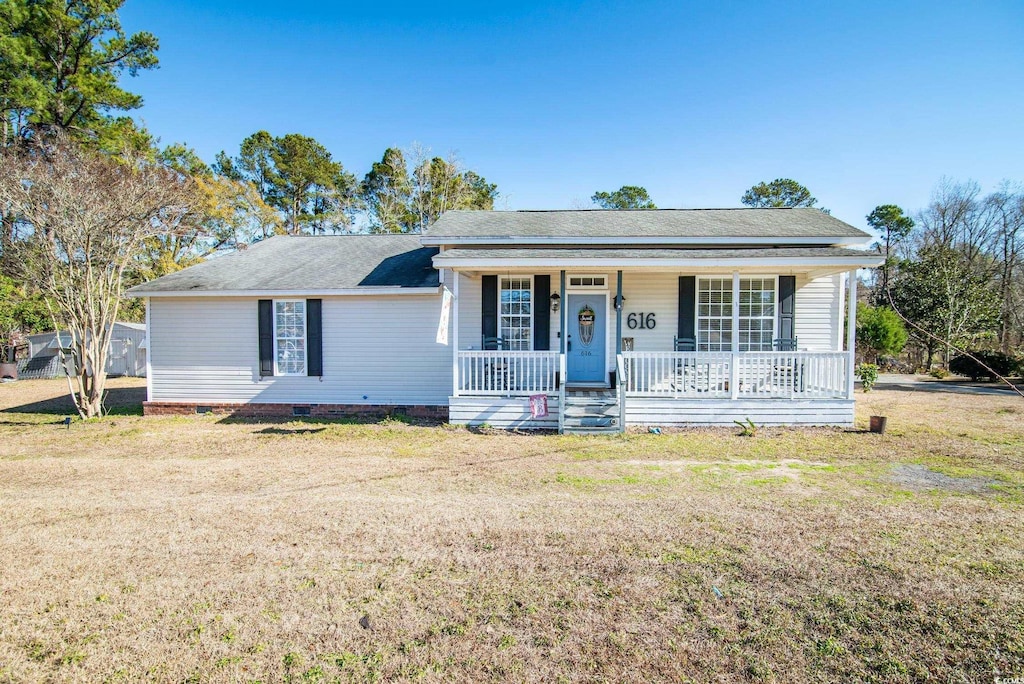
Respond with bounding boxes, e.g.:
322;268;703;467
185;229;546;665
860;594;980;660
567;294;606;383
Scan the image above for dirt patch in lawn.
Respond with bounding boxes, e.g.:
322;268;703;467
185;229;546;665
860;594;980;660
888;463;998;494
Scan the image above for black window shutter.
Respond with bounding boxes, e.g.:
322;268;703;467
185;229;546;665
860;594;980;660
481;275;498;342
307;299;323;377
778;276;796;340
678;276;696;340
258;299;274;376
533;275;550;350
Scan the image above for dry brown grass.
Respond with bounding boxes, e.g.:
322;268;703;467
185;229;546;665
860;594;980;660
1;379;1022;683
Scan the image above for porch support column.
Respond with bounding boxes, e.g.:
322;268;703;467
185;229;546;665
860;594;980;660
559;270;567;354
730;270;740;400
451;269;460;397
615;270;623;354
846;269;858;398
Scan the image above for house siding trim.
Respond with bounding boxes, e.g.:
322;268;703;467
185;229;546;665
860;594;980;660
134;287;441;298
625;398;854;427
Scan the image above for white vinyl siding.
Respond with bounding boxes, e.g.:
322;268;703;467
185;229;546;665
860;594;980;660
149;295;451;405
795;274;842;351
456;272;482;349
625;398;853;427
617;272;678;352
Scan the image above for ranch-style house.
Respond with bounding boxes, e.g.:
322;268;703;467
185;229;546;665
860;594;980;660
129;208;883;433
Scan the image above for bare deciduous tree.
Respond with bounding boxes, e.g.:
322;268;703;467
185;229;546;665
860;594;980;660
0;137;195;417
916;178;991;268
984;183;1024;352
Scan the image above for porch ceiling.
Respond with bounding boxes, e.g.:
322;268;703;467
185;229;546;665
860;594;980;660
434;246;883;277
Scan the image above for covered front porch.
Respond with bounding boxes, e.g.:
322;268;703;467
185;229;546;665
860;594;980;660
436;250;868;432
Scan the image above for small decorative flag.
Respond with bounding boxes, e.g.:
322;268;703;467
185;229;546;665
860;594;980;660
529;393;548;418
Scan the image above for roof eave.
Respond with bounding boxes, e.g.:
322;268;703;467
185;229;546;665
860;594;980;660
433;256;884;269
127;286;442;298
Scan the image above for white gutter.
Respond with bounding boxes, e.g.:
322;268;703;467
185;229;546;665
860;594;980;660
419;235;870;247
432;256;884;269
129;286;443;298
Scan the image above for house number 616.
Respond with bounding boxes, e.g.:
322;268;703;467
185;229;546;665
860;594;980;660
626;312;656;330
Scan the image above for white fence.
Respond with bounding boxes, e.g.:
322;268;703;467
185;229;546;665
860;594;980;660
622;351;849;399
456;351;560;396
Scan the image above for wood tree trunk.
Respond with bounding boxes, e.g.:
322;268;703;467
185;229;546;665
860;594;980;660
0;210;14;266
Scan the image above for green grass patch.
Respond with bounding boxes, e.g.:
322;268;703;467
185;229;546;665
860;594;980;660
551;470;672;489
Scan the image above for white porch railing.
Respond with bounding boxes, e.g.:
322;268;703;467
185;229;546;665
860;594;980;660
457;350;560;396
622;351;849;399
622;352;733;398
735;352;849;399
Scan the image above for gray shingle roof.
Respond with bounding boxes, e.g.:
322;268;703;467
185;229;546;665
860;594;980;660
128;235;439;294
433;246;883;265
423;208;870;242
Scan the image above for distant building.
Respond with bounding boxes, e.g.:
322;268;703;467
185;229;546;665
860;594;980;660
19;322;147;379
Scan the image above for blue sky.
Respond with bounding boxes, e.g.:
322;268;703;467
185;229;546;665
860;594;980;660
119;0;1023;232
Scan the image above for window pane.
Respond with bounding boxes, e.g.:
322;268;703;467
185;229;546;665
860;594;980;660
499;279;532;350
696;278;736;351
274;300;306;374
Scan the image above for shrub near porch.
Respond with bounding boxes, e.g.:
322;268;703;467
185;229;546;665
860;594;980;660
0;379;1022;681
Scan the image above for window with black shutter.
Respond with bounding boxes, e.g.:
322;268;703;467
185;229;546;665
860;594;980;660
259;298;323;377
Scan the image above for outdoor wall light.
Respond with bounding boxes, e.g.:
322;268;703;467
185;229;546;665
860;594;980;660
550;293;561;312
614;294;626;311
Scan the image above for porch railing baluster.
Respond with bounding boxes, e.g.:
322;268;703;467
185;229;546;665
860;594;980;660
455;350;560;396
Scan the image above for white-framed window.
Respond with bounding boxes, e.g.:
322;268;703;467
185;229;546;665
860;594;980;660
697;278;733;352
568;275;607;288
500;277;532;350
274;299;306;375
697;277;777;352
738;277;776;352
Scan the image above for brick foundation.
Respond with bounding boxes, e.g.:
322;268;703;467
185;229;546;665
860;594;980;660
143;401;448;421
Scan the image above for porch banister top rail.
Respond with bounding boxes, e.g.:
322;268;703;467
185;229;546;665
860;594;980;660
621;350;847;355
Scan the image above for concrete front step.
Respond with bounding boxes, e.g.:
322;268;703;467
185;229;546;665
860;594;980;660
563;415;618;428
563;406;619;418
561;391;622;433
562;425;622;435
564;398;619;407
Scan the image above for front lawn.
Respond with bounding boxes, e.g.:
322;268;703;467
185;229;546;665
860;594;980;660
1;379;1022;682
